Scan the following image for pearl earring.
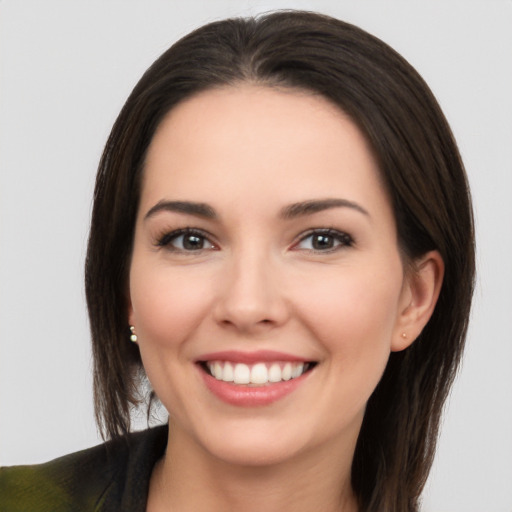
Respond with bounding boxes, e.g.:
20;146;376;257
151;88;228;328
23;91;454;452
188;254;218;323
130;326;138;343
401;332;407;339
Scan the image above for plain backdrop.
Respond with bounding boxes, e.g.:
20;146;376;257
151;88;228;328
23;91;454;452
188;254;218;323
1;1;511;510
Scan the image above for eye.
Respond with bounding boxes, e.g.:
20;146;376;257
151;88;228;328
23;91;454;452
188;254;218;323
293;229;353;252
157;228;216;252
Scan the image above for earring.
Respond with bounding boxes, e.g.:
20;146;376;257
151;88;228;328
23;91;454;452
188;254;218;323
401;332;407;339
130;326;138;343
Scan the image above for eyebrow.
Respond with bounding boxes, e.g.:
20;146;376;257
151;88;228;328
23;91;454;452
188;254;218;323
144;200;217;220
280;198;369;219
144;197;369;222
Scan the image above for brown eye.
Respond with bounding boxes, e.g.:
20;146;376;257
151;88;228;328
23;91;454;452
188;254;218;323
311;234;335;250
294;229;353;252
158;229;215;252
181;233;206;250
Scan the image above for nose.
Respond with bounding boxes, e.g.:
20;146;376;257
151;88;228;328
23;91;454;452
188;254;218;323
213;248;290;334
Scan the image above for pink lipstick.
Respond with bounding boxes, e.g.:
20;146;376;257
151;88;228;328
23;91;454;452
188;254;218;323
196;350;315;407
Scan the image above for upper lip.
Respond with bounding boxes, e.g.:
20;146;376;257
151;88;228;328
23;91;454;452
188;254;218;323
196;350;313;364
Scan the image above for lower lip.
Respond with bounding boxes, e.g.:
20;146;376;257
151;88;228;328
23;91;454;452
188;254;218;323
199;367;311;407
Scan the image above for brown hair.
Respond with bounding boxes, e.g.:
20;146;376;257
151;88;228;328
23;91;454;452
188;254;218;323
85;11;475;511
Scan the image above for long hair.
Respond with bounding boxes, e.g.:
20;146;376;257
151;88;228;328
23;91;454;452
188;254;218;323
85;11;475;511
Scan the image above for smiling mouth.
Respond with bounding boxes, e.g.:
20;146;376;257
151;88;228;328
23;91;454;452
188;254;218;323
199;361;316;386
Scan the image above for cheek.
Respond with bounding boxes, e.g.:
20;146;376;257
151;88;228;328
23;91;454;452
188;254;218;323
294;264;403;361
128;261;217;414
129;261;214;348
292;266;403;422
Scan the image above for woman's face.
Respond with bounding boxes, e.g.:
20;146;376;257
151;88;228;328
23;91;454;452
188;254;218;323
128;86;414;466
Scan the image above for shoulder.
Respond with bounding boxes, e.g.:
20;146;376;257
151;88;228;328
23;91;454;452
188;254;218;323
0;424;168;512
0;440;117;512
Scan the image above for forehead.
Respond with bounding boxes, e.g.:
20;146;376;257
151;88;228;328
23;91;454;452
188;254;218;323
141;85;392;221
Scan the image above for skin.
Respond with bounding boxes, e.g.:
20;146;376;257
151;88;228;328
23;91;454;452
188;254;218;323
128;85;443;512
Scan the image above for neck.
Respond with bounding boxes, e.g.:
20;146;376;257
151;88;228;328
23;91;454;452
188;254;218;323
147;422;359;512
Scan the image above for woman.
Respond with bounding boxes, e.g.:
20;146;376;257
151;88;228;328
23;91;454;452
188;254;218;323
0;10;474;512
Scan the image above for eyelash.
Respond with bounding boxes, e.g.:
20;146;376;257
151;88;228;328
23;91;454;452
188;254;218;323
292;228;354;253
156;228;216;253
155;227;354;254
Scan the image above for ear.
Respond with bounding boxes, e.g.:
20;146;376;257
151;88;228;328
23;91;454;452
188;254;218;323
391;250;444;352
127;299;138;343
126;282;135;327
128;303;135;327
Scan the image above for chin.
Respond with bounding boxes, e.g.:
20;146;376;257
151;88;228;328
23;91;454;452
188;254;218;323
172;414;303;467
190;412;343;469
204;434;306;468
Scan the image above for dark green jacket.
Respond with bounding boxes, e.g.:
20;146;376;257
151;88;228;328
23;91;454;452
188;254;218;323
0;425;168;512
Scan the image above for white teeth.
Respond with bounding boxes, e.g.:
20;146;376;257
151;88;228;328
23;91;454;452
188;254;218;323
268;363;282;383
250;363;268;384
222;362;234;382
233;363;250;384
282;362;292;381
206;361;310;386
213;361;223;380
292;363;304;378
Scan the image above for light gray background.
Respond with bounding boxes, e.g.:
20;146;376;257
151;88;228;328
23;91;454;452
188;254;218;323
1;1;511;510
